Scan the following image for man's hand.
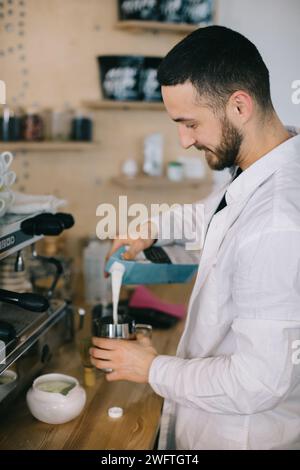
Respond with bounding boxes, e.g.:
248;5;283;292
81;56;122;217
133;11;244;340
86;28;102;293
104;221;158;277
90;336;158;383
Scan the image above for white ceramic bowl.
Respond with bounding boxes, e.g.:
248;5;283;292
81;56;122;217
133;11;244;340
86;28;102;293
26;373;86;424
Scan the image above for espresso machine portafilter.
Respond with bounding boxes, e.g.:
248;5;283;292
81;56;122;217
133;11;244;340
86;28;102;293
0;212;75;311
0;212;75;344
0;288;49;312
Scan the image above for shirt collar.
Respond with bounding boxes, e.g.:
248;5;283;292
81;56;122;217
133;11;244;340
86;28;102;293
226;134;300;204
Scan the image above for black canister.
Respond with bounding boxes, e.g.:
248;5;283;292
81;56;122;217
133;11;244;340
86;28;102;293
139;57;162;102
98;55;144;101
118;0;160;21
0;107;22;141
159;0;183;23
181;0;213;25
71;115;93;141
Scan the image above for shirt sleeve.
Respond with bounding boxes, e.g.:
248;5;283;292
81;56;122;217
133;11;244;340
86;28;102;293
149;230;300;414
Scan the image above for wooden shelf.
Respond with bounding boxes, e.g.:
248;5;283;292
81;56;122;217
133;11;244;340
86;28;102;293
112;175;205;190
115;20;200;34
82;99;164;111
0;141;99;152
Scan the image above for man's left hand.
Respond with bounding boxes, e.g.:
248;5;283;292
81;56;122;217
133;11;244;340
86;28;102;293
90;336;158;383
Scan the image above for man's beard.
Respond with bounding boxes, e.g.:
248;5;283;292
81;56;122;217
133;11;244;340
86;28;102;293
195;116;243;171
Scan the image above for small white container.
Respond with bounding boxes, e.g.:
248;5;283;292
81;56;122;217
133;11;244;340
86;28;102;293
177;156;206;180
167;161;184;182
121;159;138;178
26;373;86;424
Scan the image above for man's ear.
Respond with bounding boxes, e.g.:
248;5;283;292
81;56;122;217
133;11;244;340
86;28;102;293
226;91;253;125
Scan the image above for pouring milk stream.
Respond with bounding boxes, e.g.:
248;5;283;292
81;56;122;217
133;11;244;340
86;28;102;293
109;261;125;324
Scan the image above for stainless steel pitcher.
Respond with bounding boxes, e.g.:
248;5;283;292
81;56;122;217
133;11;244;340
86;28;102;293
93;314;152;372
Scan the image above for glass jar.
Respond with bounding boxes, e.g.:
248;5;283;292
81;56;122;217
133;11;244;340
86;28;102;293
22;105;44;141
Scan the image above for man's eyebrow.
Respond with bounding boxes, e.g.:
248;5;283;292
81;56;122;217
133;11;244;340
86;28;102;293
173;117;195;123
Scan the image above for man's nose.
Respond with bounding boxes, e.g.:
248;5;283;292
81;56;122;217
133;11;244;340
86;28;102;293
178;126;196;149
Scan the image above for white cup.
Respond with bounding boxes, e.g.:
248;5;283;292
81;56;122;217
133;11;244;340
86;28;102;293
0;170;16;190
0;199;5;217
0;152;13;172
122;159;138;178
0;190;15;217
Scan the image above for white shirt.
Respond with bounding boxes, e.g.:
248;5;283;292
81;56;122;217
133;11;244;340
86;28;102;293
149;134;300;450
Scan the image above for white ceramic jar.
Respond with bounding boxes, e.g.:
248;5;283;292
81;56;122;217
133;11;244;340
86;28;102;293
167;161;184;182
26;373;86;424
121;159;138;178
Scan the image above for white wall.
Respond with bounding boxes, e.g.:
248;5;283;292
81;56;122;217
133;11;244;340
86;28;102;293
218;0;300;125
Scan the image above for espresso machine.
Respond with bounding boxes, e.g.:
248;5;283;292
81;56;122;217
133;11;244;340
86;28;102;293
0;211;75;414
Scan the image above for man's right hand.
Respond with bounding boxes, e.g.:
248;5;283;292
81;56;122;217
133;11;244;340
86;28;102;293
104;221;158;276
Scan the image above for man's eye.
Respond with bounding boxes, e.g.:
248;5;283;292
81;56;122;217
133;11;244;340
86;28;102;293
186;123;196;129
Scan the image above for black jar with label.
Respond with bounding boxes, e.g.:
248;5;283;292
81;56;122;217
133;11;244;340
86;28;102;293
139;57;162;102
0;106;22;141
118;0;160;21
71;115;93;141
181;0;213;24
98;55;144;101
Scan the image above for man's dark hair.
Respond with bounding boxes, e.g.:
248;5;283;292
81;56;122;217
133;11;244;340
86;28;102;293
158;25;273;114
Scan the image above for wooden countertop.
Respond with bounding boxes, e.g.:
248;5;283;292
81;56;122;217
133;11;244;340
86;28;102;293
0;284;192;450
